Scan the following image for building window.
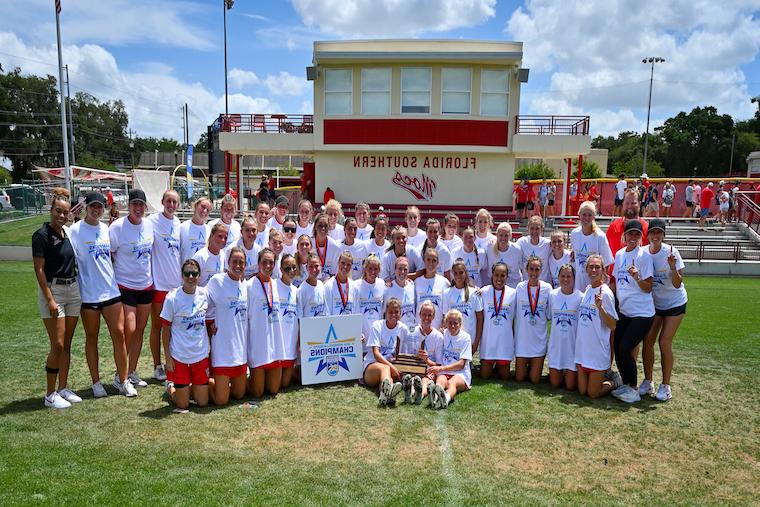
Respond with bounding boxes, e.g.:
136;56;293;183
401;67;431;114
442;68;471;114
480;69;509;117
325;69;352;115
361;68;391;115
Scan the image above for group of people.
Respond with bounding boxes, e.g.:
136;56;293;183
33;186;686;411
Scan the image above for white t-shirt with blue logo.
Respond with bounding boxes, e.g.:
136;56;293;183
179;220;210;264
440;329;473;387
441;286;483;342
192;247;224;287
414;274;450;329
614;246;655;318
570;227;613;291
575;284;618;371
383;280;416;329
363;320;408;371
205;273;247;368
109;216;153;290
478;285;517;361
649;243;687;311
159;287;209;364
68;220;120;304
148;212;181;291
546;288;582;371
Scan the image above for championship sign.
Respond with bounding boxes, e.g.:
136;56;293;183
299;314;363;385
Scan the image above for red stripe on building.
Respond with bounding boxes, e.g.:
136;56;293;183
323;118;509;147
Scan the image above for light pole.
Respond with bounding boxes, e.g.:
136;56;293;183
642;56;665;175
223;0;234;116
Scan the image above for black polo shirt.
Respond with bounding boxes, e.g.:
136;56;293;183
31;222;77;282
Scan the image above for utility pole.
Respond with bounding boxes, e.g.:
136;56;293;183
65;64;75;165
54;1;71;191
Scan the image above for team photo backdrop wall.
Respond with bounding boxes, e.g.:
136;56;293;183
300;315;363;385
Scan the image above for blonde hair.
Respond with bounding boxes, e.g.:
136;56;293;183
208;223;229;246
527;215;544;230
444;309;463;325
325;199;342;215
549;230;565;245
493;222;512;254
419;300;436;316
577;201;599;233
193;196;212;209
474;208;493;228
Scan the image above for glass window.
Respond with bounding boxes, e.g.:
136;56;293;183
442;68;471;114
480;69;509;117
401;68;431;114
361;68;391;115
325;69;352;115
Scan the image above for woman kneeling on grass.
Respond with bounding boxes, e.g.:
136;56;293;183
546;264;582;390
205;247;248;406
473;262;516;381
161;259;209;412
575;254;620;399
427;309;473;410
363;298;408;406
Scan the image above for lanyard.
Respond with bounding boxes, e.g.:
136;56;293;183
336;278;350;312
493;287;505;317
258;277;273;315
527;283;540;316
315;238;327;267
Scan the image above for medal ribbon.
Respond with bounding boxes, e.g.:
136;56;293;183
528;283;540;317
493;287;505;319
258;277;273;315
337;278;349;312
315;238;327;267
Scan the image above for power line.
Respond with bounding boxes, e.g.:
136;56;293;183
0;84;58;97
0;150;65;156
0;121;74;128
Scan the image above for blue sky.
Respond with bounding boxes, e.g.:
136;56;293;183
1;0;758;145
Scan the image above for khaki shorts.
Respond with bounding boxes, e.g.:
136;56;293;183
646;201;659;212
38;280;82;318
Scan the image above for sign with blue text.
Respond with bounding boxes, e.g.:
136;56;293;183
300;314;363;385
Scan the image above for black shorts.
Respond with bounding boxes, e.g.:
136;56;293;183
614;197;623;206
119;287;154;307
685;201;694;208
548;199;555;205
81;295;122;311
655;303;687;317
516;202;526;210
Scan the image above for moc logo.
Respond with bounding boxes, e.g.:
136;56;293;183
392;170;437;201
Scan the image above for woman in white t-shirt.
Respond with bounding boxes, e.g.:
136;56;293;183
324;251;360;316
354;201;374;241
406;302;443;404
575;254;619;399
363;298;407;406
365;214;390;263
442;259;483;347
384;256;417;329
451;227;487;287
193;223;228;287
516;215;551;283
253;201;272;248
276;253;300;390
109;189;154;389
292;234;312;288
404;205;427;249
148;190;182;382
208;193;241;249
570;201;613;291
232;216;261;280
69;192;134;398
547;230;571;288
179;196;211;263
640;219;687;402
339;218;368;280
474;208;496;250
160;258;210;411
417;219;452;278
205;246;248;406
358;254;385;344
295;199;314;238
325;199;345;242
514;256;552;384
427;309;472;410
441;213;464;253
381;226;421;282
413;248;450;329
312;213;342;281
297;252;327;319
546;264;582;390
281;218;298;256
486;222;523;288
473;262;516;381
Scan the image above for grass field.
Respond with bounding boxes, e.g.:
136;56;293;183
0;214;46;246
1;260;758;505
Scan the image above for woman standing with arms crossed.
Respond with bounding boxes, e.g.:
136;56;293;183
109;189;154;389
69;192;136;399
33;188;82;408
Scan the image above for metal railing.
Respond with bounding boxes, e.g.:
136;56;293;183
212;114;314;134
735;191;760;236
514;115;590;135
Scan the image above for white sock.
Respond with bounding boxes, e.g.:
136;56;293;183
444;392;451;403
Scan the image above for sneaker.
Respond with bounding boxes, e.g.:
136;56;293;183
378;378;390;406
402;374;413;404
638;379;654;396
388;382;403;405
655;383;672;402
611;385;629;399
434;385;447;409
44;392;71;409
92;381;108;398
58;388;82;403
120;380;138;397
127;371;148;388
153;364;167;381
617;386;641;404
113;374;124;391
606;370;624;389
412;376;423;405
428;383;438;408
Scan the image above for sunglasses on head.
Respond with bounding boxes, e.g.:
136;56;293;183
283;226;296;233
183;271;200;278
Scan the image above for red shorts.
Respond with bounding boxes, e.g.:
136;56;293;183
211;364;248;378
256;359;295;370
577;363;605;374
153;290;169;305
481;359;510;367
167;357;209;385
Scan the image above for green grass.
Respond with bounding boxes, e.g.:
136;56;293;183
1;261;758;505
0;214;46;246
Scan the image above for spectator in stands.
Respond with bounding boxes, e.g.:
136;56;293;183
693;181;702;218
546;180;557;217
323;187;335;204
105;186;114;208
514;179;530;221
661;181;675;221
698;182;714;230
682;180;695;220
538;179;549;218
614;174;627;217
645;182;660;217
587;180;600;215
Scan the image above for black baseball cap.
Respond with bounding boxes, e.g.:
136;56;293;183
275;195;289;206
624;219;643;234
85;192;106;207
648;218;666;233
128;189;147;203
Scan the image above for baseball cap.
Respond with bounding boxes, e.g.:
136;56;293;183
640;173;649;179
128;189;147;203
624;219;643;234
275;195;289;207
648;218;666;233
85;191;106;207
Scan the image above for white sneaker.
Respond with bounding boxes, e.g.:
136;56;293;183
388;382;403;405
92;381;108;398
428;383;438;407
153;364;167;381
434;385;448;409
617;386;641;404
656;383;672;402
120;380;138;397
44;392;71;409
402;374;413;404
638;379;654;396
611;385;628;399
378;378;390;406
58;388;82;403
412;376;423;405
127;371;148;388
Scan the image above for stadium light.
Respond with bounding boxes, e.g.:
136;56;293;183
642;56;665;175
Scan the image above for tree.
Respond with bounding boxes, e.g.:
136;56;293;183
71;92;130;169
612;153;665;178
571;158;602;180
515;161;555;181
195;132;209;151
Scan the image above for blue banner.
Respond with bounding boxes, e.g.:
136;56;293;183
186;144;194;199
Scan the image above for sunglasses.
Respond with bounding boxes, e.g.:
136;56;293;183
183;271;200;278
282;266;297;272
283;227;296;233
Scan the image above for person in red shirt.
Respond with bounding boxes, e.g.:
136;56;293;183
588;180;600;214
514;179;529;220
698;182;715;230
323;187;335;204
105;187;114;208
606;189;648;283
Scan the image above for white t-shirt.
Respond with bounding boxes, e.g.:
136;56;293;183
339;240;369;280
570;227;614;291
295;221;313;239
109;216;153;290
441;286;483;342
548;250;572;288
254;225;271;249
416;241;452;275
406;229;427;249
474;231;496;251
266;215;285;231
324;277;360;316
546;288;582;371
328;223;345;242
365;238;390;264
478;285;517;361
384;280;417;329
312;236;342;281
414;274;450;329
68;220;120;304
358;278;385;341
205;273;247;368
441;236;464;253
516;236;552;283
485;243;523;288
297;279;327;318
356;224;373;242
159;287;210;364
450;245;487;287
615;180;627;200
247;276;281;368
423;328;445;364
179;220;210;264
209;218;241;249
381;246;421;281
649;243;688;310
227;239;261;280
440;330;473;387
575;284;618;371
148;213;181;291
276;280;299;361
513;280;552;358
192;247;224;287
363;320;408;370
401;326;442;355
614;246;655;318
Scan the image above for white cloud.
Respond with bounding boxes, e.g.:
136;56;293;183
227;68;260;89
242;13;271;22
263;71;310;96
291;0;496;37
507;0;760;136
299;100;313;114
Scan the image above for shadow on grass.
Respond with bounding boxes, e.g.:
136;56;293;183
0;385;122;415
